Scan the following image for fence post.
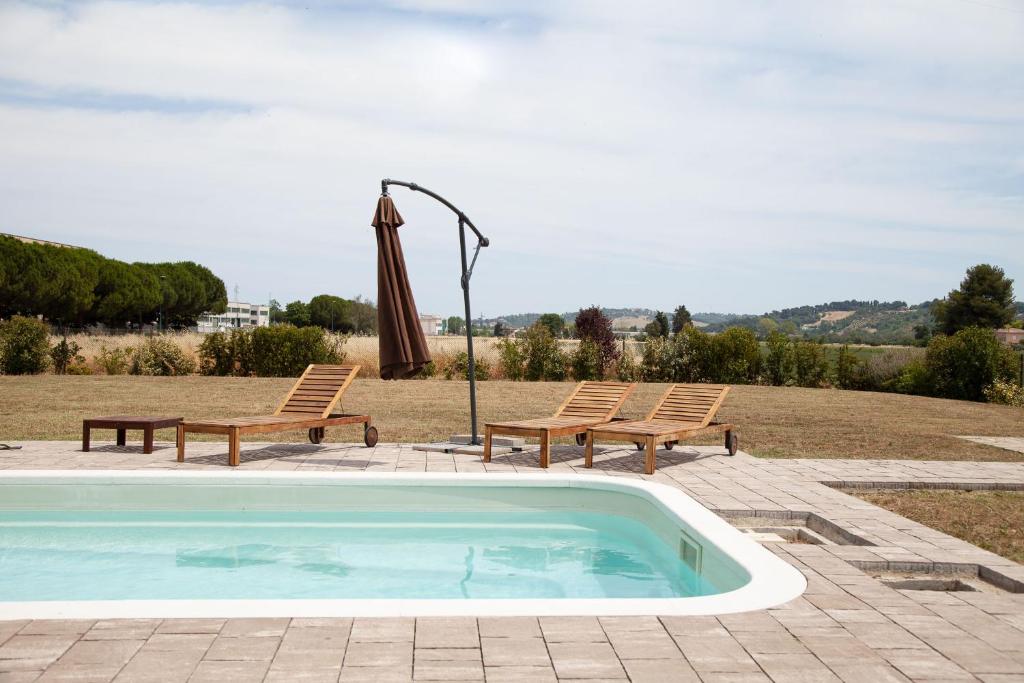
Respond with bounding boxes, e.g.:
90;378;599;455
1019;351;1023;388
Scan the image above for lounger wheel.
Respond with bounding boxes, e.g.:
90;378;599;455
635;442;644;451
665;441;677;450
364;425;379;448
308;427;325;445
725;431;738;456
575;433;587;447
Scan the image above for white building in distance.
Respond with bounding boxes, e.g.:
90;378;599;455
420;314;443;336
197;302;270;333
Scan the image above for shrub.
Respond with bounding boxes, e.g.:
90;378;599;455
417;360;437;379
50;337;84;375
711;327;761;384
833;345;860;389
496;337;526;381
674;326;714;382
196;325;344;377
615;350;641;381
889;359;932;396
197;331;232;376
848;347;921;392
792;340;828;388
197;329;253;376
639;336;675;382
67;360;93;375
925;327;1016;402
249;326;344;377
97;344;132;375
574;307;619;376
131;336;197;376
443;351;489;381
0;316;51;374
571;339;603;381
762;331;794;386
522;325;567;381
985;379;1024;407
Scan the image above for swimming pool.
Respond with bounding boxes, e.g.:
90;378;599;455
0;471;805;618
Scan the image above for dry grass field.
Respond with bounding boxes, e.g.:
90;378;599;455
847;489;1024;564
2;376;1022;460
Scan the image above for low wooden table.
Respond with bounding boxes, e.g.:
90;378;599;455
82;416;183;454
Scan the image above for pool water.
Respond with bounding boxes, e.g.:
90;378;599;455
0;473;809;617
0;509;718;601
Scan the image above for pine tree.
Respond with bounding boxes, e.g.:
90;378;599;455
671;305;692;334
933;264;1016;335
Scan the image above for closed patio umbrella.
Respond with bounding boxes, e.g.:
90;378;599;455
376;179;489;444
372;195;431;380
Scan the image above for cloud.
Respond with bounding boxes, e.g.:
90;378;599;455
0;0;1021;314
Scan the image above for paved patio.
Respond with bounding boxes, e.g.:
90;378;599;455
1;440;1023;682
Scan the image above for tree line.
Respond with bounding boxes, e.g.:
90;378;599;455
0;235;227;328
270;295;377;334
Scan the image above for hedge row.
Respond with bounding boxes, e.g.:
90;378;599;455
0;316;196;376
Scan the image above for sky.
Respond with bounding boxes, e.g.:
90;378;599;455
0;0;1021;318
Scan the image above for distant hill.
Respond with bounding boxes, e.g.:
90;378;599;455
702;300;933;344
691;312;738;325
489;300;940;344
490;308;658;330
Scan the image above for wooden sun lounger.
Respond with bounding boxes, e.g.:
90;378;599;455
483;381;636;468
585;383;736;475
176;364;377;467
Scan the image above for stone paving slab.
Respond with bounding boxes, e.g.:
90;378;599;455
958;435;1024;455
1;440;1023;681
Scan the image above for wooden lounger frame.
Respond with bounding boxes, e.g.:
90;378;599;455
176;364;375;467
585;383;736;475
483;381;636;468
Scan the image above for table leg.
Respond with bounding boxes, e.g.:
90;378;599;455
143;426;154;454
176;424;185;462
82;422;90;452
116;429;126;447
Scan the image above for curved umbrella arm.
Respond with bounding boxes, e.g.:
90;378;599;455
381;179;490;247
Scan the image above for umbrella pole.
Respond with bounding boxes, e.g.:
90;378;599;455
459;218;480;445
380;179;490;447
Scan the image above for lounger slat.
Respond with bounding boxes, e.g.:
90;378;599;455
559;381;634;421
272;364;361;419
562;401;622;410
648;384;729;425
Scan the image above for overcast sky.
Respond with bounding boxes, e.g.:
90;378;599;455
1;1;1021;317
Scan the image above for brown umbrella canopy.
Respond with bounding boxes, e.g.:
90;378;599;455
371;195;432;380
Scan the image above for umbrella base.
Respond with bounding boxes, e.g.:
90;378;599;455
449;434;524;449
412;442;514;457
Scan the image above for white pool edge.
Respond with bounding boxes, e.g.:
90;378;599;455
0;470;807;619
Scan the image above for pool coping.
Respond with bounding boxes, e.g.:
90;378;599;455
0;470;806;619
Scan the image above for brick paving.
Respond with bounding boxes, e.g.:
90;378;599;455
1;439;1023;681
